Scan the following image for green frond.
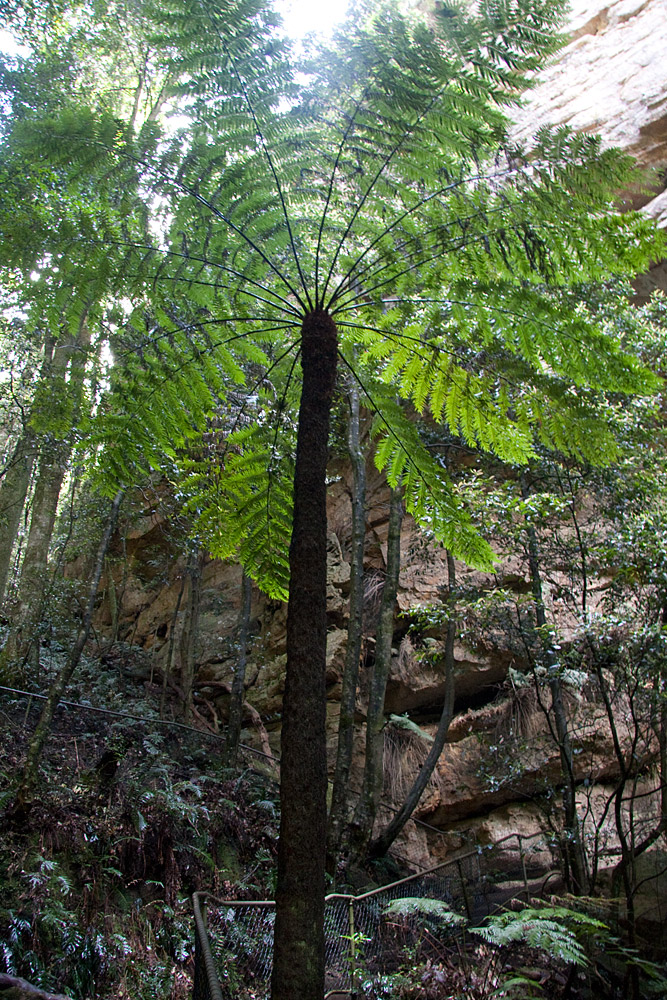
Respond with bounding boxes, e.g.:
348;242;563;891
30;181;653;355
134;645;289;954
8;0;663;589
181;421;295;600
474;905;607;967
383;897;466;927
368;392;495;569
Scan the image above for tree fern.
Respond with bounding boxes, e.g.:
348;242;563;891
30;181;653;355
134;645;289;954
7;0;666;994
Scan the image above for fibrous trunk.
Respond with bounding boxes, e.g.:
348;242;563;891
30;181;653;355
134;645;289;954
271;310;337;1000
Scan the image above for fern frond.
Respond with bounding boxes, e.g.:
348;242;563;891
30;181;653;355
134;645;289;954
474;905;607;967
383;897;466;927
357;384;495;569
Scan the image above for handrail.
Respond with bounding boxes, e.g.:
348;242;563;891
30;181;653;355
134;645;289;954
192;829;554;997
193;892;224;1000
197;829;550;911
0;684;279;763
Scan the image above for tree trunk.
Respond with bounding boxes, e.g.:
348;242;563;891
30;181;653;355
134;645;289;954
9;450;68;668
0;336;61;607
0;433;36;605
0;334;58;605
349;485;403;858
327;377;366;874
181;546;202;725
271;310;337;1000
369;551;456;859
9;490;123;815
161;565;188;718
12;318;91;634
226;569;252;765
522;482;588;896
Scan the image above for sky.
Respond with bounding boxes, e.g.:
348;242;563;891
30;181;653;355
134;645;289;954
0;0;351;55
277;0;350;37
0;30;27;56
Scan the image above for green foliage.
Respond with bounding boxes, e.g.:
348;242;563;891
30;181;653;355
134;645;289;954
9;0;656;595
0;856;110;999
387;715;435;743
473;905;607;967
0;680;281;999
383;895;466;928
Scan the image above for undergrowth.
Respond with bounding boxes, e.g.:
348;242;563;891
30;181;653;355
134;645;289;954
0;671;280;999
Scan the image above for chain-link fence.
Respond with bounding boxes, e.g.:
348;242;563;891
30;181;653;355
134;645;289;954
192;831;553;999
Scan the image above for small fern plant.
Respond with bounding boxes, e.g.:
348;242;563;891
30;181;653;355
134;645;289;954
473;904;608;967
383;896;467;930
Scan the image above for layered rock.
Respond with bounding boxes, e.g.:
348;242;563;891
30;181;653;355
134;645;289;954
514;0;667;199
514;0;667;294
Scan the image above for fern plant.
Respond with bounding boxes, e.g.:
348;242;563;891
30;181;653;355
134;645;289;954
383;895;467;929
12;0;666;995
473;905;607;968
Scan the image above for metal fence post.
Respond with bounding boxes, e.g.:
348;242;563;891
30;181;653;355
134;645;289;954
349;896;357;997
457;859;472;921
192;893;224;1000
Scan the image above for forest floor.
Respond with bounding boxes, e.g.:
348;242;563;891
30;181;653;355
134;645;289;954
0;648;281;1000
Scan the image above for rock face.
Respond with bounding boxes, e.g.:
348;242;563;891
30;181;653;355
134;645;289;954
514;0;667;295
514;0;667;192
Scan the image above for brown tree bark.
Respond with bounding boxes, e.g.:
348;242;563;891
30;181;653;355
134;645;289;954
327;377;366;873
271;310;337;1000
349;485;403;858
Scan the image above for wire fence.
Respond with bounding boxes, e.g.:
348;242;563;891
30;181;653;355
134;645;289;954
0;684;280;772
192;831;554;1000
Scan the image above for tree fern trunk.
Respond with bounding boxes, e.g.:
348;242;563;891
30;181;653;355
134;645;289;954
327;377;366;874
271;310;337;1000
